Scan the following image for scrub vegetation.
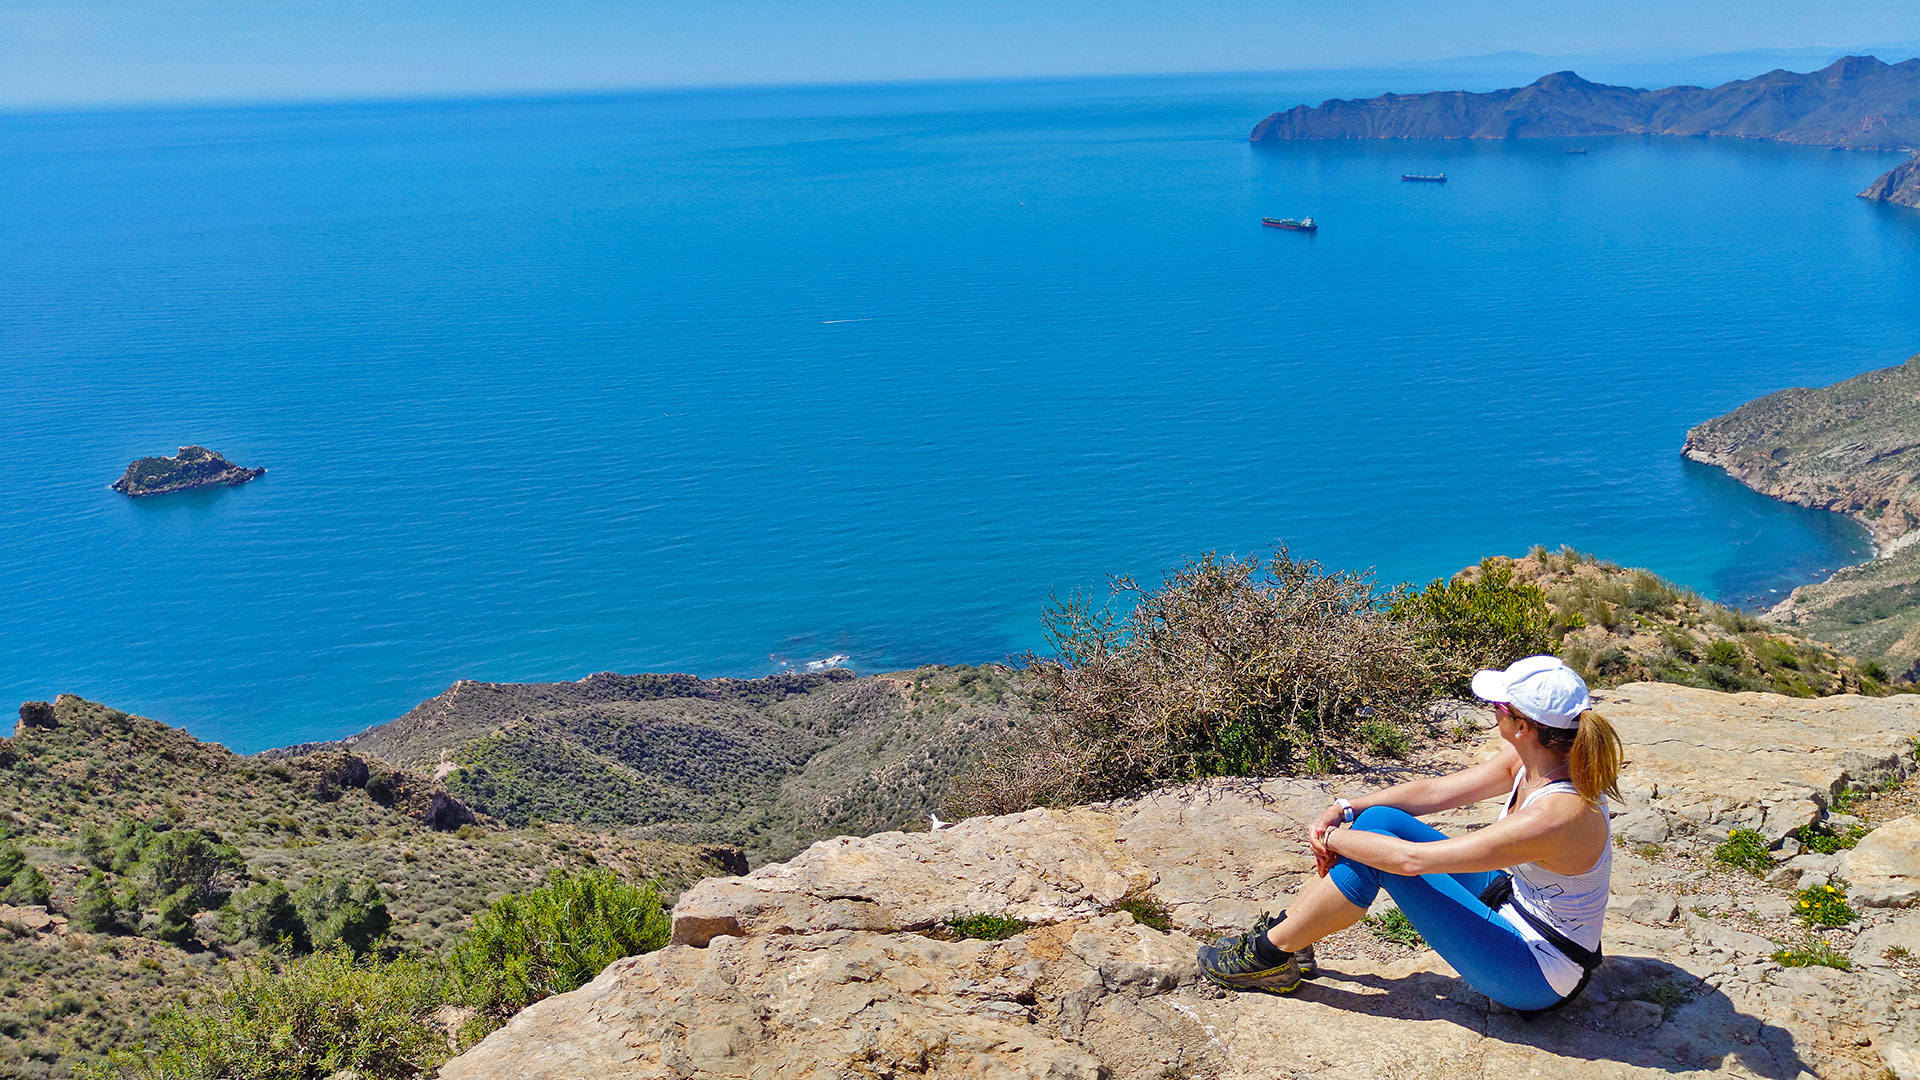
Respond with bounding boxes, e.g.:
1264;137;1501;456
0;697;721;1077
81;868;668;1080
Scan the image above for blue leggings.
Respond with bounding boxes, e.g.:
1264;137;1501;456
1326;806;1564;1011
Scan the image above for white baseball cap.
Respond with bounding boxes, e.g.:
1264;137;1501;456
1470;655;1592;729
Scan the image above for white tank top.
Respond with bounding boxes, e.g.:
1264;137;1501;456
1494;767;1611;996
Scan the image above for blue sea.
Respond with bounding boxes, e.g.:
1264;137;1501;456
4;73;1918;752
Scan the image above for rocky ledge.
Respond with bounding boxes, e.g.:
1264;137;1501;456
1862;155;1920;210
110;445;264;497
443;683;1920;1079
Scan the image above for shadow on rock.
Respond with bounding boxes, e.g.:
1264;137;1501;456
1297;954;1811;1078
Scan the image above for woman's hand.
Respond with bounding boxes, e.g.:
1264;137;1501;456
1309;802;1343;876
1309;802;1343;848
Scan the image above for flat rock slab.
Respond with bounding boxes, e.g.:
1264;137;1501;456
1596;683;1920;840
447;683;1920;1079
1842;815;1920;908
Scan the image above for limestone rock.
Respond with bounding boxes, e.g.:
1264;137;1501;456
1615;808;1671;845
446;682;1920;1080
1595;683;1920;841
1852;911;1920;966
1841;815;1920;907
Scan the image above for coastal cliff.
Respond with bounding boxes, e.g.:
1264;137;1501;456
110;445;263;496
1684;354;1920;677
1251;55;1920;151
1862;154;1920;209
443;684;1920;1080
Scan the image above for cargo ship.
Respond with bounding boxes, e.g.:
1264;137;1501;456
1261;216;1317;232
1401;173;1447;183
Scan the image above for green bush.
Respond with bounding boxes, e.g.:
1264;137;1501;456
1357;716;1411;758
1106;894;1172;932
450;868;669;1026
1704;640;1742;667
134;830;244;911
1794;881;1857;928
1772;938;1852;971
1712;828;1772;876
292;879;389;957
955;552;1430;814
153;889;200;945
228;882;307;952
1391;558;1552;694
80;948;452;1080
1364;908;1425;948
946;914;1031;941
1790;822;1868;855
3;865;49;907
74;872;124;934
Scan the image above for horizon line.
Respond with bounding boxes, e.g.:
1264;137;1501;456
4;44;1915;121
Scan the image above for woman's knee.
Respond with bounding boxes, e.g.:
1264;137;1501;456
1351;805;1422;837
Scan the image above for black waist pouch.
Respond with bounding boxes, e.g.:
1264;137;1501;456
1477;872;1603;1018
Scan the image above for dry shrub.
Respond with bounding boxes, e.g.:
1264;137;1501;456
953;551;1429;816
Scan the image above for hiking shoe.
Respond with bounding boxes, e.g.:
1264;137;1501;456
1249;911;1316;979
1197;928;1302;995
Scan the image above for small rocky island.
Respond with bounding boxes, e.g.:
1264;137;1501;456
111;445;264;497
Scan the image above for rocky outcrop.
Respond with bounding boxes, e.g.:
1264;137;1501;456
443;683;1920;1080
1862;154;1920;209
110;445;264;496
1682;355;1920;553
1683;353;1920;676
1252;56;1920;151
1844;816;1920;908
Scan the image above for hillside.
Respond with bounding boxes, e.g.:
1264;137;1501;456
1472;548;1887;694
1683;354;1920;677
0;696;729;1077
327;664;1035;860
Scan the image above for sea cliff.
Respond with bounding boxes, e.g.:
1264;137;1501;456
1684;354;1920;677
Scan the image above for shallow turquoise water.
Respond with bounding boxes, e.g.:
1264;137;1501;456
2;74;1915;751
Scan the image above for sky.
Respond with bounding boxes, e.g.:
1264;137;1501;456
2;0;1919;108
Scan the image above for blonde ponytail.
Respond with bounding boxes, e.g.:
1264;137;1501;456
1523;708;1623;805
1566;710;1622;804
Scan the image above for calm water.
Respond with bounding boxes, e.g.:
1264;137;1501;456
4;74;1917;752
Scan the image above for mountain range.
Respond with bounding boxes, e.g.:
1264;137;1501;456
1251;56;1920;206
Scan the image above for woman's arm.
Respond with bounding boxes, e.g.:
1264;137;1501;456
1313;743;1519;835
1323;795;1586;878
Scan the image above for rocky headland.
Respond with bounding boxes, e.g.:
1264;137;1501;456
1250;56;1920;205
1683;354;1920;678
110;445;264;497
443;683;1920;1080
1862;154;1920;209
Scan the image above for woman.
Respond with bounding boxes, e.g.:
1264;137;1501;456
1197;654;1624;1014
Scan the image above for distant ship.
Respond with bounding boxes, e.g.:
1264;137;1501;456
1566;148;1589;155
1261;216;1317;232
1401;173;1447;183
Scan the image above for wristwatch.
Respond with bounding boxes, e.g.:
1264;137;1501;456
1336;798;1354;824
